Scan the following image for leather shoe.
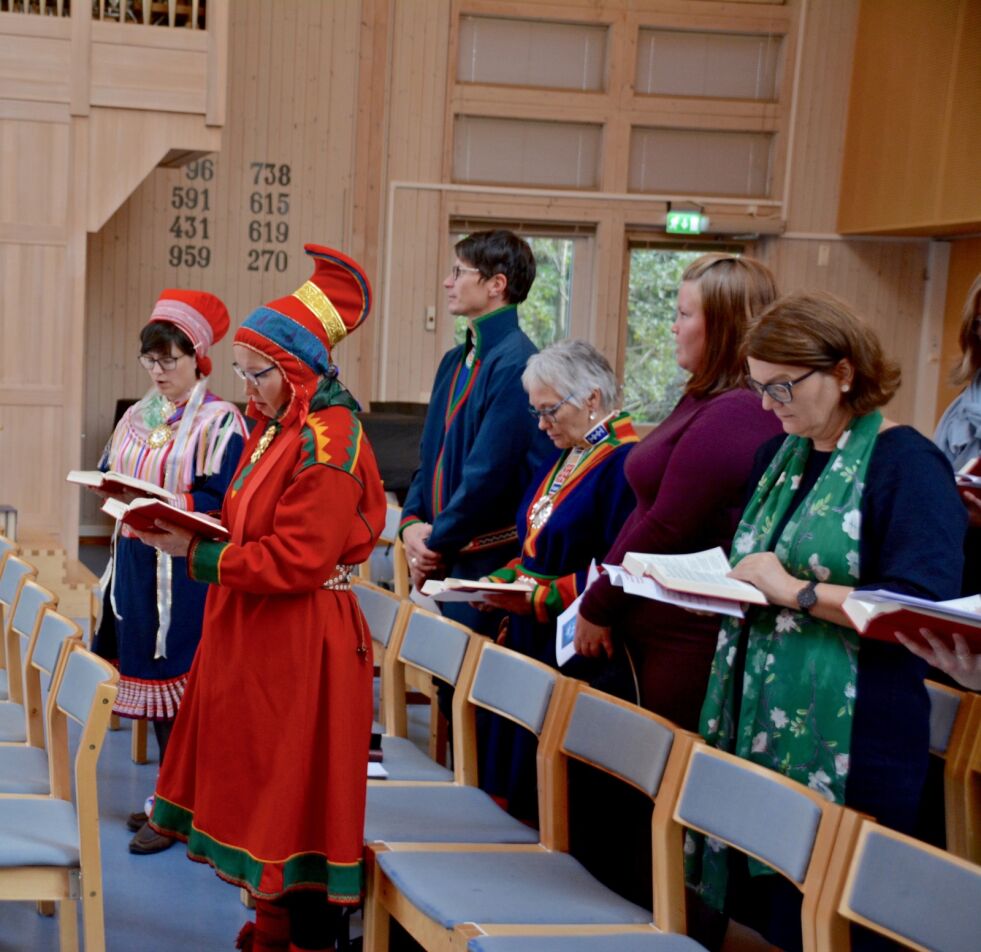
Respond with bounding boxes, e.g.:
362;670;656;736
126;810;148;832
129;821;175;854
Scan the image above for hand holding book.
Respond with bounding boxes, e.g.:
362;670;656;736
895;628;981;692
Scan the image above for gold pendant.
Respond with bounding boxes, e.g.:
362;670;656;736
147;424;173;448
529;495;553;530
250;424;279;465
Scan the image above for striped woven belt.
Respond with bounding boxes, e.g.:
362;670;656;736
322;563;357;590
459;526;519;553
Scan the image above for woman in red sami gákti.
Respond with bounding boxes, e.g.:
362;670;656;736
137;245;386;952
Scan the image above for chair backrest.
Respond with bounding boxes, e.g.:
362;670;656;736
398;606;473;687
0;533;16;568
5;578;56;712
381;503;401;544
830;819;981;951
673;743;845;951
0;554;36;654
926;679;964;755
354;580;406;652
467;642;558;738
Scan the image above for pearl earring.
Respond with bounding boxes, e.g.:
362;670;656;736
842;384;850;393
589;411;595;421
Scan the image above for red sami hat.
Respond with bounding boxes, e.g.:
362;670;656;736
148;289;230;377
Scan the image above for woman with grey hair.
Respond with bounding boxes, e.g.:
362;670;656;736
479;338;639;822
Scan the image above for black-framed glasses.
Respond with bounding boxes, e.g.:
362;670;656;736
450;265;482;282
528;394;575;422
746;369;817;405
232;363;279;387
139;353;189;372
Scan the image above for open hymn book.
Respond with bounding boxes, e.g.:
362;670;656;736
100;497;229;541
616;547;768;618
842;590;981;652
421;578;534;603
67;469;176;503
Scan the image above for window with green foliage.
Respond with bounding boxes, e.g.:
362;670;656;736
453;235;574;349
622;248;705;425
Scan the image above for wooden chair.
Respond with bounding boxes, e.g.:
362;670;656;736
0;554;36;697
359;503;403;588
364;681;697;952
815;815;981;951
352;577;409;733
926;679;981;861
0;643;119;952
0;579;58;744
364;640;568;848
0;609;83;795
0;533;16;571
372;603;479;783
963;708;981;864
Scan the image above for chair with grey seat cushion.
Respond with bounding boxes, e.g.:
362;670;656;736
364;640;561;843
673;743;848;952
0;579;58;743
0;554;37;701
817;817;981;951
0;609;83;794
0;643;119;952
363;682;697;952
924;679;980;862
371;604;480;784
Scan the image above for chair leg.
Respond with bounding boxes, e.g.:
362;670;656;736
108;713;121;731
131;718;148;764
56;898;80;952
36;899;55;916
81;886;107;952
240;886;256;908
428;702;448;766
362;858;389;952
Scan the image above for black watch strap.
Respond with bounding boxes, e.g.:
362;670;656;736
796;579;819;613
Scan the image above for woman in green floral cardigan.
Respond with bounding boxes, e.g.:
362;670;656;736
690;291;967;951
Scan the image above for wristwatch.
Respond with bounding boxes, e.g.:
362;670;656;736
796;579;819;613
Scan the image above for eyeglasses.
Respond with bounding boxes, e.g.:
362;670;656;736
450;265;482;282
232;363;279;387
746;369;818;405
139;353;189;372
528;394;575;423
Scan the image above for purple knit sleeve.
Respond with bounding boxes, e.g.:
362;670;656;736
580;390;781;626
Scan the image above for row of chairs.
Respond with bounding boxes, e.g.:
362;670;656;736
353;577;981;952
0;536;120;952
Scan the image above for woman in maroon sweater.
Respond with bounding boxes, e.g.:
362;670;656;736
575;253;784;731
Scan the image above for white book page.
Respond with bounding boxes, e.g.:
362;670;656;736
635;547;761;601
849;590;981;623
605;563;746;619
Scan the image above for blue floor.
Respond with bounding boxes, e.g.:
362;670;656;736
0;718;250;951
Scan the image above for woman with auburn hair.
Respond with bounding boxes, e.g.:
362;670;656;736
691;291;966;950
574;253;783;730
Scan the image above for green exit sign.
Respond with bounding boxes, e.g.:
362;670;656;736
666;211;706;234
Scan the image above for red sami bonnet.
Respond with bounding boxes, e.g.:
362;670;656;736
233;244;372;426
148;289;231;377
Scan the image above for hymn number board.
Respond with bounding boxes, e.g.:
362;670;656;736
163;158;294;277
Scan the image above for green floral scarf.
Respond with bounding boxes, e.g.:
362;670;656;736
689;410;881;911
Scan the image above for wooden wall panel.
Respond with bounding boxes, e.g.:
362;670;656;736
80;0;365;531
936;237;981;421
755;235;929;425
782;0;858;233
0;119;70;228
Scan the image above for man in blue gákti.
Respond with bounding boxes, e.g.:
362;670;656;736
400;229;555;633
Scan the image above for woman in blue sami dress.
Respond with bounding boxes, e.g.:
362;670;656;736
481;339;639;821
93;289;246;852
